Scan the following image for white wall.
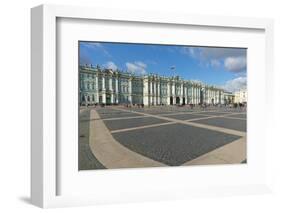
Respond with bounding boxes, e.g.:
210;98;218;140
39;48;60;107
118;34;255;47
0;0;281;212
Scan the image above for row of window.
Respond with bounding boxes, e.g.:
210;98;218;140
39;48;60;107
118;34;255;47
80;79;221;97
81;93;223;104
80;86;221;99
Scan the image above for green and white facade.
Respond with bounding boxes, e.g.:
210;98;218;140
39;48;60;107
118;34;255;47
80;65;233;106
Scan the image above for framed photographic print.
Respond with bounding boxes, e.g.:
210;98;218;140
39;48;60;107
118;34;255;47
31;4;274;208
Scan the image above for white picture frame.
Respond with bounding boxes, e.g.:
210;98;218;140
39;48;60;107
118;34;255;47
31;4;274;208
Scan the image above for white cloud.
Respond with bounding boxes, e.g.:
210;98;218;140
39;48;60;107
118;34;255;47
134;61;147;69
200;48;246;59
126;61;147;75
81;42;111;57
224;56;246;72
181;46;247;73
181;47;198;58
210;59;221;67
104;61;118;70
222;76;247;92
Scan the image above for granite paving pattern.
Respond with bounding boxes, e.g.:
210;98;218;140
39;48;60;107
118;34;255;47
191;117;247;132
103;117;170;131
112;123;241;166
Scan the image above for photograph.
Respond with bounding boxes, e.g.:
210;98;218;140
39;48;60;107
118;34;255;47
78;41;247;170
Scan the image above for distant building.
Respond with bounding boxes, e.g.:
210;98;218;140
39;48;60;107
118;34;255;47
234;89;247;103
222;92;235;105
79;65;233;106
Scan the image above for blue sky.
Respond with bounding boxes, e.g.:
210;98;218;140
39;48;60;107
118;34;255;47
79;41;247;92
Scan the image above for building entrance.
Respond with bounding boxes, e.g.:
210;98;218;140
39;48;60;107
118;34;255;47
106;94;111;105
176;97;180;104
170;97;173;105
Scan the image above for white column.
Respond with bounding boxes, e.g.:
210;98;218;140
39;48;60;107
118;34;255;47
194;87;196;104
198;87;200;104
206;89;209;104
115;77;119;104
154;81;157;105
102;75;105;90
180;83;183;95
195;87;198;104
216;90;220;104
216;90;218;103
183;85;185;104
208;89;210;104
197;87;200;104
150;80;153;105
186;86;189;104
193;87;195;104
204;88;205;104
185;85;188;101
197;87;198;104
209;89;212;104
95;75;99;103
205;89;208;104
102;75;106;103
216;90;218;104
157;81;160;105
215;90;217;104
109;76;112;90
180;83;184;104
194;87;197;104
172;82;175;97
167;82;170;105
196;87;199;104
215;90;217;103
109;76;113;104
154;80;157;105
190;85;194;104
110;94;114;104
128;78;132;104
143;78;149;106
173;82;176;104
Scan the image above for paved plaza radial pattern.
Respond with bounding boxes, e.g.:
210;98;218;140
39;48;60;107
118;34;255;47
79;105;247;170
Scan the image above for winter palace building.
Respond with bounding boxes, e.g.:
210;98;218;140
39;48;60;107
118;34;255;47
79;65;235;106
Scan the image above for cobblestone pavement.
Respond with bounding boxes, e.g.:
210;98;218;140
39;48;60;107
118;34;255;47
79;105;247;170
79;109;106;170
